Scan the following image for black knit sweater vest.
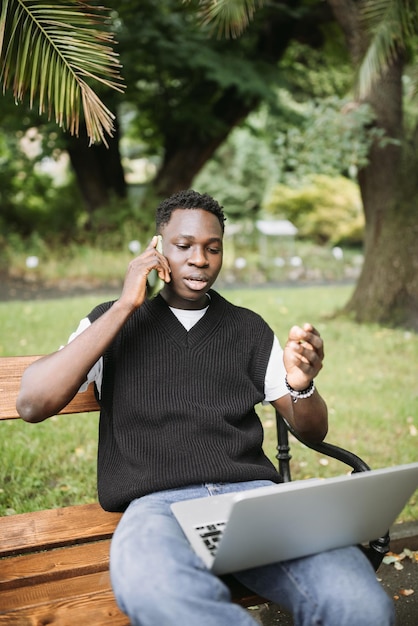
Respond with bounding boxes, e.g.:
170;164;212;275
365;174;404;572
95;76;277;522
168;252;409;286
88;290;281;512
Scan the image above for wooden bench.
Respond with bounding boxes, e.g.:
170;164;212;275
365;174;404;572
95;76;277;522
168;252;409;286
0;355;390;625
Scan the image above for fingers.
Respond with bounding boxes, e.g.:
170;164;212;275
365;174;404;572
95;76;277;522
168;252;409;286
145;236;171;283
119;237;171;310
288;324;324;360
284;323;324;387
287;344;322;373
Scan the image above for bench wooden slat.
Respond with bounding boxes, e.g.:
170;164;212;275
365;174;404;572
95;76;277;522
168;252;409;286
0;571;129;625
0;540;111;590
0;546;264;614
0;599;128;626
0;503;121;557
0;355;99;420
0;597;128;626
0;569;115;610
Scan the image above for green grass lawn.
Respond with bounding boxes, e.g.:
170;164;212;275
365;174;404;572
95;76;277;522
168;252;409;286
0;284;417;523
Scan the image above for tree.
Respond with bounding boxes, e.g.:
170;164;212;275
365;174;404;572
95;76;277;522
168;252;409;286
201;0;418;330
327;0;418;330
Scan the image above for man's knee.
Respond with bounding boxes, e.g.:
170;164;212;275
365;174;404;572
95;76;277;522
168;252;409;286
314;569;395;626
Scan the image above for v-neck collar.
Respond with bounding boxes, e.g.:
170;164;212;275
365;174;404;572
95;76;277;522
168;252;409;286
147;290;226;349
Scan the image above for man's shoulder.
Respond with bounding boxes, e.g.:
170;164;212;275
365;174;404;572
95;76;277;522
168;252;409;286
87;300;116;323
88;298;158;324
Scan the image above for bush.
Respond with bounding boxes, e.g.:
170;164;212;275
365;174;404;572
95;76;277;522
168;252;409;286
0;134;84;239
263;175;364;245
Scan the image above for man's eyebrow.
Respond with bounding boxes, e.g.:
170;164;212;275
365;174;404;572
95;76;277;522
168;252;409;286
177;234;223;243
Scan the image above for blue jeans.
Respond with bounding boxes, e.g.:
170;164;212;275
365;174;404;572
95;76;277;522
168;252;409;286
110;481;395;626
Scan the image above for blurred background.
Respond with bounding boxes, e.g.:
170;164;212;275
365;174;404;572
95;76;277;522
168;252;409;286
1;0;417;330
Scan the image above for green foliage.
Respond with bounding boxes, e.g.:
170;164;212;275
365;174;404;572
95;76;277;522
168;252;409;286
0;0;372;241
0;0;125;145
195;94;371;243
279;37;352;100
87;194;155;245
272;97;385;184
358;0;418;98
194;36;376;221
109;0;280;151
264;175;364;245
194;113;277;220
0;133;83;240
185;0;265;39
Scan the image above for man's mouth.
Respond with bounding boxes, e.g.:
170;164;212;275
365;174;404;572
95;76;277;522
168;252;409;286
184;275;209;290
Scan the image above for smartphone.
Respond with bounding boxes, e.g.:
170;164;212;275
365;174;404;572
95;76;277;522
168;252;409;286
147;235;164;298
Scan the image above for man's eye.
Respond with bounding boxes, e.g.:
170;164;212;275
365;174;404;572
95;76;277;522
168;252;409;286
208;248;221;254
176;244;189;249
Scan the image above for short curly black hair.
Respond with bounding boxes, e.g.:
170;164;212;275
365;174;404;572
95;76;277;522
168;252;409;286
155;189;226;233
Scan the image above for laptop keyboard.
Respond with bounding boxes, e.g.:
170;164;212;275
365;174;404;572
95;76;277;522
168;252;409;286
195;521;226;555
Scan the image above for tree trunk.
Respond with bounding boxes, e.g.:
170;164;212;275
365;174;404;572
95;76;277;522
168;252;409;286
328;0;418;329
346;127;418;330
66;118;127;227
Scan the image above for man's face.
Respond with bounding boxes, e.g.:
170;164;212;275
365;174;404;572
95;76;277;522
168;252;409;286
159;208;223;309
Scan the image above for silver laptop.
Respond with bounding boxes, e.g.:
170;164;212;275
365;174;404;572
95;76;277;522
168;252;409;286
171;462;418;575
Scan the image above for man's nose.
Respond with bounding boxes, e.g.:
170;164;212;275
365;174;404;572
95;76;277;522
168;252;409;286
188;246;209;266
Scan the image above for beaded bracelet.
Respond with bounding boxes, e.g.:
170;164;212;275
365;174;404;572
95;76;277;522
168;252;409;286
285;376;315;403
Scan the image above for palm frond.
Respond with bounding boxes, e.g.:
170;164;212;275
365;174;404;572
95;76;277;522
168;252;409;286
184;0;264;39
357;0;418;98
0;0;125;145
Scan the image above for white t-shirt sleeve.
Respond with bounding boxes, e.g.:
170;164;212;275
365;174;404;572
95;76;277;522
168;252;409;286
67;318;103;397
263;335;288;403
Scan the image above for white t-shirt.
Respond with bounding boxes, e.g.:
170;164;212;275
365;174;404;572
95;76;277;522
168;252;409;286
68;306;288;403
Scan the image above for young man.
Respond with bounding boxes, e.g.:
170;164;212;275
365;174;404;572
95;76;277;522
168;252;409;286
17;190;394;626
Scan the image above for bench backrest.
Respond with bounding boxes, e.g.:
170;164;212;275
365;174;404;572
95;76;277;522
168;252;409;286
0;355;99;420
0;355;295;481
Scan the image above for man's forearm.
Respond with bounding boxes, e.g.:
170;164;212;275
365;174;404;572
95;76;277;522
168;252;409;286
290;389;328;443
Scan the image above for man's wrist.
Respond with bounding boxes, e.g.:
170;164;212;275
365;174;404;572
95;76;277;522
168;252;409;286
285;376;315;403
